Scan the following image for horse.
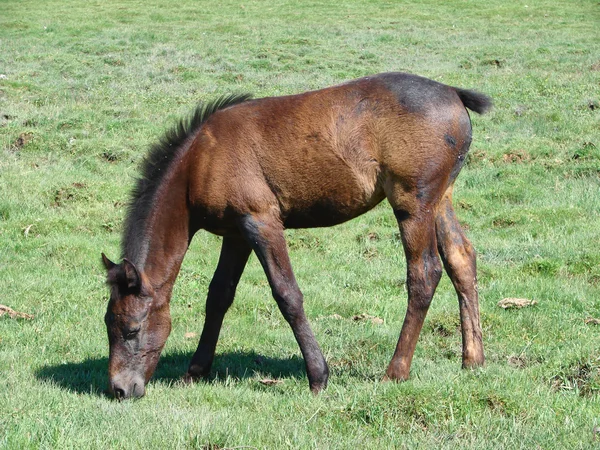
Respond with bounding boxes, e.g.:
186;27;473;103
101;72;491;399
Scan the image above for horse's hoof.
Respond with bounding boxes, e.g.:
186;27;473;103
462;358;485;369
183;369;207;384
182;372;196;384
184;363;211;381
382;370;409;383
309;382;327;395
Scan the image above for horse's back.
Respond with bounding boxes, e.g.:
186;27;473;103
187;73;474;230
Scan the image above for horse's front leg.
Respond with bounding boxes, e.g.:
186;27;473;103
238;214;329;393
185;235;252;381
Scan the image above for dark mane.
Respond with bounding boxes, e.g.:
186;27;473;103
122;93;252;265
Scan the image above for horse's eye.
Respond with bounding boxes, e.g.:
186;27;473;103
123;327;141;340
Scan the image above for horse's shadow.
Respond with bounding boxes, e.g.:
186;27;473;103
35;350;305;397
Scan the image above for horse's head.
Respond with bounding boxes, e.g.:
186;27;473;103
101;253;171;399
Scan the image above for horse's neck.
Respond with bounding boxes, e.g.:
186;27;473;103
140;171;191;298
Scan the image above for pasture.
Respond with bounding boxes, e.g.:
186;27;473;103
1;0;599;448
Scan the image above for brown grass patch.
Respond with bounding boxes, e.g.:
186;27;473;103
502;150;531;164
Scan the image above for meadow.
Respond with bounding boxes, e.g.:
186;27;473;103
1;0;599;448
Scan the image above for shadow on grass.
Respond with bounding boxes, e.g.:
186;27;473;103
35;350;305;397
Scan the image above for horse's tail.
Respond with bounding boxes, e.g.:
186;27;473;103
454;88;492;115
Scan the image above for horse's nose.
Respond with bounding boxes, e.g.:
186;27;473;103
110;381;129;400
131;382;145;398
113;386;126;400
110;380;145;400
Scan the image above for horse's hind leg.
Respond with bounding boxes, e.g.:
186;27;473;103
185;236;252;381
238;214;329;393
385;210;443;381
435;188;484;368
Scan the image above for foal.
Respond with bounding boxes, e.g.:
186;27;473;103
102;72;491;399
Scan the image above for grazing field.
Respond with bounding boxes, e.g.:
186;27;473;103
1;0;599;448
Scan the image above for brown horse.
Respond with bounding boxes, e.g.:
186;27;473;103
102;72;491;399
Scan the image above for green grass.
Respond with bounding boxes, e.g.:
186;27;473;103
1;0;599;448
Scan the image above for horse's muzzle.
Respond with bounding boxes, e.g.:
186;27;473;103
109;376;145;400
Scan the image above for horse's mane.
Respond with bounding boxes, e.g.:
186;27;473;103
122;93;252;265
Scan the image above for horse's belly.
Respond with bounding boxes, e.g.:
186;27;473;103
280;175;385;228
282;198;384;228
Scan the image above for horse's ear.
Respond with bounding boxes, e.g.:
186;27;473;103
122;258;141;290
101;253;116;271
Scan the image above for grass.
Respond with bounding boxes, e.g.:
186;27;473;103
1;0;599;448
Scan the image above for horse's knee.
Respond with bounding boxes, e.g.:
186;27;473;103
272;284;304;322
206;277;236;313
